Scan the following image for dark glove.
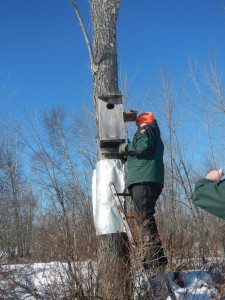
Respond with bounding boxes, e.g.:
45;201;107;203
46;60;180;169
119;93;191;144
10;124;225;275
119;142;128;154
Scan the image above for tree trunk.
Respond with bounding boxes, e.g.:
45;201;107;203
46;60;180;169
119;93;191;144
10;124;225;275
91;1;131;298
92;0;119;109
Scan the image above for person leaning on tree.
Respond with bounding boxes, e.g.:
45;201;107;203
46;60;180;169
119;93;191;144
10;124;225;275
119;112;168;269
193;168;225;219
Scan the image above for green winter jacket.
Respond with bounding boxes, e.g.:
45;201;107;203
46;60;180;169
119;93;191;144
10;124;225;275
125;120;164;188
193;178;225;220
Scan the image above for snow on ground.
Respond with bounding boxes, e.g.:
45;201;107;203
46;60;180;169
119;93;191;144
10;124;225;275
1;260;96;299
168;270;217;300
1;260;224;299
134;267;219;300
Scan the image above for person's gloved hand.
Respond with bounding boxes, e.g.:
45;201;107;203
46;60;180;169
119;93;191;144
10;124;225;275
119;142;128;154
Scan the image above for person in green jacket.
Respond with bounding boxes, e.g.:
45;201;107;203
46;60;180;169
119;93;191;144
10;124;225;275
119;112;167;269
193;168;225;219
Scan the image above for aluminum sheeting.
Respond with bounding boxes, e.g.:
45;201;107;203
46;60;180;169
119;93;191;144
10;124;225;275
92;159;126;235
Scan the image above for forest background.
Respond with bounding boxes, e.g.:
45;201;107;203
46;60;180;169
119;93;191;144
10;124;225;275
1;0;225;299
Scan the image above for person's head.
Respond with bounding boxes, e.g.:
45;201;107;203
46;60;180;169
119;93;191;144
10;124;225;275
135;112;155;128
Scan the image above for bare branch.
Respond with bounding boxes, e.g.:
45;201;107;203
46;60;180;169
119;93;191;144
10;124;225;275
70;0;96;74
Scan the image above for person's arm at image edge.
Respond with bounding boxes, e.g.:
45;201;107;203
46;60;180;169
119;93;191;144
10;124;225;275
193;169;225;219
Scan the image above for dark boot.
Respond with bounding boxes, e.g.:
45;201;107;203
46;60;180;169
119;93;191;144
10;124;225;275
152;239;168;268
143;237;168;270
143;217;168;269
147;216;168;269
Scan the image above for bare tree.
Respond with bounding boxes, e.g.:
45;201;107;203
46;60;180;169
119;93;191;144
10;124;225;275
0;126;37;260
71;1;131;298
189;51;225;165
14;106;98;298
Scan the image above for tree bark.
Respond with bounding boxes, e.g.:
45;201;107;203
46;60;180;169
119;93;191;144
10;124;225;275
91;1;131;298
71;0;131;297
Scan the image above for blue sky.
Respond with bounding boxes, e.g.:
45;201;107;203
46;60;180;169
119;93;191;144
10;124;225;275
1;0;225;119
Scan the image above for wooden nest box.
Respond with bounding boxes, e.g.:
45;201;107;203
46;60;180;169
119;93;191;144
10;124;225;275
98;92;125;148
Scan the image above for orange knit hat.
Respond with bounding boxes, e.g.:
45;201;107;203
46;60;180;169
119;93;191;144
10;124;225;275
136;112;155;123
